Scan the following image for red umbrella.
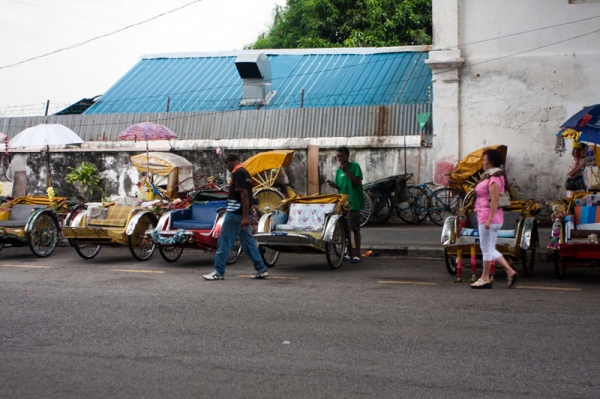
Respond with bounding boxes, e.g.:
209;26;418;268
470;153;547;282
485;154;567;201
117;122;178;175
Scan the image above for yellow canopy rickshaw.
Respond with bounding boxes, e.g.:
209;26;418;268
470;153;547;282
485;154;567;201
242;150;295;215
131;152;194;199
447;145;507;195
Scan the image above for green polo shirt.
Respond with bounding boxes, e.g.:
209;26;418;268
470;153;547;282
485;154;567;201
334;162;364;211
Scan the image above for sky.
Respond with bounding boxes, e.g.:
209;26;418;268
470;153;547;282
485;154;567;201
0;0;285;116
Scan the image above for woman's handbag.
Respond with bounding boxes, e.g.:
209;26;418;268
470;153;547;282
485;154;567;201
487;176;511;208
489;191;511;208
565;175;586;191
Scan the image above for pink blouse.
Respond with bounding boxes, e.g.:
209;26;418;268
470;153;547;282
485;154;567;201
475;176;505;225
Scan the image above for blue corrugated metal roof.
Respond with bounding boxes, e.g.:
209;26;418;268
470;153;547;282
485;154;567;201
85;48;431;115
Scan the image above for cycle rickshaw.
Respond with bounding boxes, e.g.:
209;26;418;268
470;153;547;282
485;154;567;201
0;195;69;257
62;152;215;261
440;145;539;281
242;150;296;216
130;152;198;202
144;199;242;263
253;194;348;269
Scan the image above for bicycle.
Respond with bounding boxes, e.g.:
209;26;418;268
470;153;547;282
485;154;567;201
396;182;463;226
361;174;413;226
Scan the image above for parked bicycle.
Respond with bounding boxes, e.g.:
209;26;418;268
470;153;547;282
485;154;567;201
396;182;463;226
360;174;413;226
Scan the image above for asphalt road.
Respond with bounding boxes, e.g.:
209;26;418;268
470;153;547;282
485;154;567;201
1;245;600;398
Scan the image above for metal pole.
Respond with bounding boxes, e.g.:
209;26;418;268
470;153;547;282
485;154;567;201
46;145;52;188
166;96;171;112
300;89;304;108
44;100;50;116
404;135;407;176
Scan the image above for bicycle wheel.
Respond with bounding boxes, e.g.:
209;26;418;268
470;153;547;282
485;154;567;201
369;196;392;224
74;242;102;259
427;187;462;226
260;246;280;267
360;192;372;227
159;246;184;262
226;238;242;264
397;186;428;224
28;213;59;258
128;214;157;261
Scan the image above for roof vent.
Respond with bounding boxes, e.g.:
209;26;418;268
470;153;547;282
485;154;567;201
235;53;274;106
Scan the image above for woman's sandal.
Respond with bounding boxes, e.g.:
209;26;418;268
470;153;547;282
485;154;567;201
507;273;519;289
471;279;492;289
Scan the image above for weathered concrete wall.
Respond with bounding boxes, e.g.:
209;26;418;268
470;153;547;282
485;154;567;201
0;137;433;200
3;137;428;200
428;0;600;201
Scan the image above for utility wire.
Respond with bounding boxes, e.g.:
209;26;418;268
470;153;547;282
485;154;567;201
1;11;599;117
435;14;600;50
0;0;204;70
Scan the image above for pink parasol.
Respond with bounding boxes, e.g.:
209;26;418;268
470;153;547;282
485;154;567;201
117;122;178;176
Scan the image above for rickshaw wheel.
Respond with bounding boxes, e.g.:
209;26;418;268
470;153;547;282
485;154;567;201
444;250;457;275
254;188;285;216
128;214;157;261
226;238;242;264
74;242;102;259
369;197;392;224
28;213;59;258
159;246;183;262
428;187;462;226
553;250;566;279
521;246;536;277
397;186;428;224
260;246;279;267
326;218;346;270
360;192;372;227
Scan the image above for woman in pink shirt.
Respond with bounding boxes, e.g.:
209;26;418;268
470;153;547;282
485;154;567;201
471;149;519;289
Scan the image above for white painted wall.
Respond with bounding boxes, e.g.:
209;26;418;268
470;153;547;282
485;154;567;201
429;0;600;200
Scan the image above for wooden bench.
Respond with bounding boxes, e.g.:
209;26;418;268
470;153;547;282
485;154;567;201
275;203;336;233
170;201;227;231
87;205;142;228
0;204;40;228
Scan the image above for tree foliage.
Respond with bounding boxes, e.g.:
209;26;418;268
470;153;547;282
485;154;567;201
248;0;431;49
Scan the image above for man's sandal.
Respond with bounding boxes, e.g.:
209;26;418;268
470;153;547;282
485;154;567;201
471;279;492;289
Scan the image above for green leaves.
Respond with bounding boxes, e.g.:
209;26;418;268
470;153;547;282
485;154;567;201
247;0;431;50
66;162;103;201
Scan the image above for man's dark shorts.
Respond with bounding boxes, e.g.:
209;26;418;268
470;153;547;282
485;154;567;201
347;210;361;231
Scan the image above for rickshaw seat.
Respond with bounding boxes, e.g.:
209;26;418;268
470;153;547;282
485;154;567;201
567;205;600;239
459;211;520;240
171;201;227;230
88;206;140;227
0;204;39;228
276;203;336;233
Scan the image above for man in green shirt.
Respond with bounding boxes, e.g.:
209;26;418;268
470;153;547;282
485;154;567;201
327;146;364;263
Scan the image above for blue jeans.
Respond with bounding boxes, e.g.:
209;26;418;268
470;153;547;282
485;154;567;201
213;212;267;276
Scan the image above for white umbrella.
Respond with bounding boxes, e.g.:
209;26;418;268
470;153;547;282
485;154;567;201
9;123;83;148
9;123;84;188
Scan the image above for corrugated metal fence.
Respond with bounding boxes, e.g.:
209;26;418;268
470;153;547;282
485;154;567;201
0;104;431;141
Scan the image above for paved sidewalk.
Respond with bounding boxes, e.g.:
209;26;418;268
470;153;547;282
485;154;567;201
360;220;551;260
